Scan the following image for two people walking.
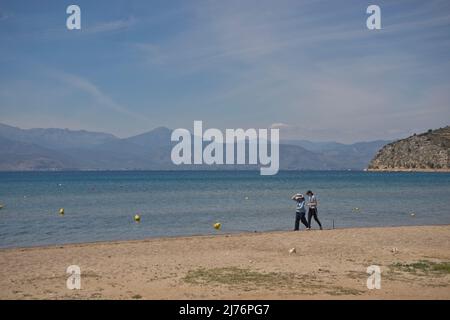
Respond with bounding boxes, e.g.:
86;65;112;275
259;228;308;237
291;190;322;231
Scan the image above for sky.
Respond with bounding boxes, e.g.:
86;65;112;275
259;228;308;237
0;0;449;143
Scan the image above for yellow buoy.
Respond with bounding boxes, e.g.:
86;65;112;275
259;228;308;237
59;208;64;215
213;222;221;230
134;214;141;222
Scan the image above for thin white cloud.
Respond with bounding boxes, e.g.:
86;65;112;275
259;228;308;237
52;71;150;122
84;17;137;35
23;17;138;40
0;12;10;21
271;123;291;129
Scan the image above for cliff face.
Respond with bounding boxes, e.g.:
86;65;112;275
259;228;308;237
368;126;450;171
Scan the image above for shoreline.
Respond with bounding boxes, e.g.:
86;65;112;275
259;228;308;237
2;169;450;173
1;224;449;299
2;223;450;251
367;168;450;173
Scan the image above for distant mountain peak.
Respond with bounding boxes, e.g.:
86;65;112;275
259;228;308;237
151;126;171;132
0;123;118;150
124;126;172;148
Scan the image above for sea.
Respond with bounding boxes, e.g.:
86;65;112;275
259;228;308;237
0;170;449;248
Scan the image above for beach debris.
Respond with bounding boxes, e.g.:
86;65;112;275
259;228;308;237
391;247;399;254
410;212;416;217
134;214;141;222
59;208;65;215
213;222;221;230
289;248;296;255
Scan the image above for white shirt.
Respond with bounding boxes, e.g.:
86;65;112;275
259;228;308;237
308;195;318;209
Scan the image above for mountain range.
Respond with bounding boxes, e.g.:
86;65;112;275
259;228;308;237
0;123;389;171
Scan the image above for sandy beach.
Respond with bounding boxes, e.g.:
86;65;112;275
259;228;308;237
0;225;449;300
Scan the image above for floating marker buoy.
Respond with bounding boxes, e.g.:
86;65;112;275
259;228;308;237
0;203;4;210
213;222;221;230
134;214;141;222
59;208;64;215
245;196;249;200
410;213;415;217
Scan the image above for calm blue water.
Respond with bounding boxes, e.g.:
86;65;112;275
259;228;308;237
0;171;449;248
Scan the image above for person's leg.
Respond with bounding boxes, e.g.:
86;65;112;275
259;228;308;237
313;210;323;230
307;209;312;228
294;212;300;231
300;212;309;228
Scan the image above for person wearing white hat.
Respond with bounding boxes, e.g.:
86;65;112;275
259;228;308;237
291;193;309;231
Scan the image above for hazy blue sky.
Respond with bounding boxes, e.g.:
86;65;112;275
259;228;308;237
0;0;449;142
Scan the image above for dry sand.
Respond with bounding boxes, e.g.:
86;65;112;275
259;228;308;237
0;225;449;299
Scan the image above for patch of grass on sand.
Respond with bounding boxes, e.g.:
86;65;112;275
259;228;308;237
390;260;450;275
346;270;367;280
90;293;102;299
184;267;293;288
183;267;363;296
326;287;363;296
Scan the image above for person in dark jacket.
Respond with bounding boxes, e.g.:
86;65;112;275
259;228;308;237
306;190;322;230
